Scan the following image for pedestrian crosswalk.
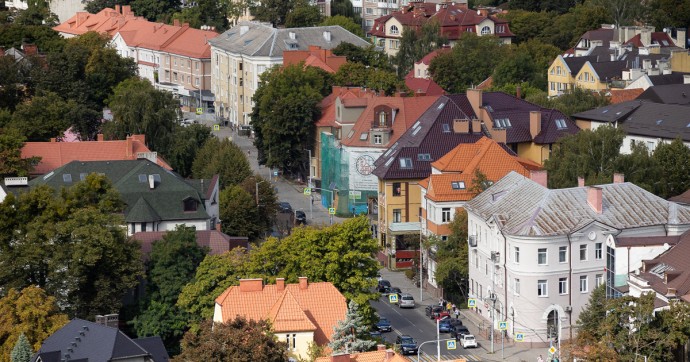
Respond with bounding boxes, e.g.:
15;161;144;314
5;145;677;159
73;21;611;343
405;353;482;361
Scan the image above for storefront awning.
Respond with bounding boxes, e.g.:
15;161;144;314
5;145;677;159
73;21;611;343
388;222;421;235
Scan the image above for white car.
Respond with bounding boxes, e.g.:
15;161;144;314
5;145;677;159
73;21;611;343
461;334;477;348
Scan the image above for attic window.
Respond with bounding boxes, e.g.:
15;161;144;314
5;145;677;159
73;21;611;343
437;102;445;110
485;105;494;112
360;132;369;140
399;158;412;168
602;109;609;113
183;198;198;212
442;124;451;133
63;174;72;183
451;181;466;190
385;157;394;167
412;127;422;136
417;153;431;161
656;119;663;125
347;130;355;139
138;174;147;183
495;118;512;128
80;173;87;181
555;118;568;129
152;174;161;183
412;120;421;129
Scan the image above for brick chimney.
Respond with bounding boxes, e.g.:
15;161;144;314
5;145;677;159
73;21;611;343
578;177;584;187
377;345;386;351
467;88;483;118
298;277;308;290
529;111;542;138
276;278;285;291
0;46;5;56
516;85;522;99
239;278;263;292
453;119;469;133
173;19;180;27
613;173;624;183
126;136;133;158
530;170;548;188
384;349;396;361
50;138;57;142
587;187;603;214
22;43;38;56
330;353;350;362
97;134;104;141
115;4;121;13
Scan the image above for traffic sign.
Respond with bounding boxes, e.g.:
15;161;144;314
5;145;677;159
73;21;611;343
303;188;311;196
446;340;457;350
196;107;203;115
213;124;220;131
467;298;477;308
549;346;557;355
515;333;525;342
388;294;398;304
328;208;336;215
498;321;508;331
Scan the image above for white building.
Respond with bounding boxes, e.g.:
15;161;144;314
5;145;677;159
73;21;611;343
465;171;690;345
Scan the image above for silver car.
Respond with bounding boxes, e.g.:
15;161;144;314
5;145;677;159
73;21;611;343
398;293;415;308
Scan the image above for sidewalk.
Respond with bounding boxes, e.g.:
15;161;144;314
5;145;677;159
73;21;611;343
379;268;545;362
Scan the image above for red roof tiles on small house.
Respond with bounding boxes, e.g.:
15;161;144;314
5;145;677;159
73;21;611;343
21;134;172;175
316;87;379;128
608;88;644;104
315;346;408;362
214;278;347;346
52;6;142;37
284;45;347;73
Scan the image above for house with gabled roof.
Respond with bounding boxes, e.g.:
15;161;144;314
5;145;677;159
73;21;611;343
283;45;347;73
418;137;541;287
636;83;690;105
368;1;512;56
213;277;347;360
320;94;438;221
371;90;577;267
315;345;407;362
465;171;690;344
572;99;690;153
403;46;448;96
30;318;168;362
21;134;171;176
209;22;370;128
28;160;219;236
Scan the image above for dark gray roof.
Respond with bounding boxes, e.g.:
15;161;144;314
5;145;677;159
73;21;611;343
133;337;170;362
209;21;370;57
465;172;690;236
563;56;598;76
30;319;154;362
637;84;690;105
589;60;627;80
648;72;690;86
28;160;212;223
572;100;644;123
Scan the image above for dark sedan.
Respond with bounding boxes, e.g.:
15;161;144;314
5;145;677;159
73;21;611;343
375;317;392;332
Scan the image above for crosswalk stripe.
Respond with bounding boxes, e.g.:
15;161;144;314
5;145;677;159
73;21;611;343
404;353;481;362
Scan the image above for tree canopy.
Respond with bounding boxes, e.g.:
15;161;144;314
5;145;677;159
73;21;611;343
285;0;322;28
191;137;252;189
0;128;39;177
320;15;364;38
329;300;377;353
393;20;447;77
434;209;469;303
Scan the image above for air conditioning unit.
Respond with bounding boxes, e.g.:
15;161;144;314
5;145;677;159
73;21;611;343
468;235;477;247
565;305;573;312
491;251;501;263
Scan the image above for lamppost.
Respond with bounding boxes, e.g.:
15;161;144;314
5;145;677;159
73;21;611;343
419;214;423;302
255;178;266;205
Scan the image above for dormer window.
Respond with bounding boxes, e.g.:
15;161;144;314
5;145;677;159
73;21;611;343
481;26;491;35
555;119;568;129
379;112;387;127
399;158;412;168
183;197;198;212
390;25;399;35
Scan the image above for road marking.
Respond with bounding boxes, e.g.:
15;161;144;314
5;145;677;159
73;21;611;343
405;352;482;361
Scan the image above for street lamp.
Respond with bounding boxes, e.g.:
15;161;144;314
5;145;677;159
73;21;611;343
255;178;267;205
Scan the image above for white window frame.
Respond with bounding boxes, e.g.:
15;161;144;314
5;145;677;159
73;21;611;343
559;246;567;263
441;208;451;222
595;242;603;260
558;277;568;295
514;278;520;295
580;244;588;261
580;275;588;293
514;246;520;264
537;280;548;297
538;248;547;265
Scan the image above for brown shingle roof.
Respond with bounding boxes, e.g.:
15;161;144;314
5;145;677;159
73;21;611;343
132;230;248;261
636;230;690;298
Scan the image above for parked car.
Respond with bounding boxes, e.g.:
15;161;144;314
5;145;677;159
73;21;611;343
377;280;391;293
389;287;402;299
294;210;307;225
450;325;471;340
398;293;415;308
375;317;392;332
425;305;444;318
461;334;477;348
278;202;293;213
434;311;451;320
395;335;418;355
438;319;453;333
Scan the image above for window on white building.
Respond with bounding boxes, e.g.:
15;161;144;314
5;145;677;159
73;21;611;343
473;250;478;268
559;277;568;295
514;278;520;295
580;244;587;261
595;274;603;287
390;25;399;34
442;208;451;222
538;248;547;265
537;280;547;297
481;26;491;35
595;242;602;260
514;246;519;264
374;134;382;144
559;246;567;263
580;275;588;293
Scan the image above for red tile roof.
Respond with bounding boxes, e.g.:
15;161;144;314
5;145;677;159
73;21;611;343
415;46;451;66
608;88;644;104
404;77;446;96
316;87;379;128
132;230;248;261
315;350;408;362
214;278;347;346
52;6;142;37
284;46;347;73
21;135;172;175
624;32;678;48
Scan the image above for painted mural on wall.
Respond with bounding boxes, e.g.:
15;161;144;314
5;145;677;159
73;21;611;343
349;150;381;191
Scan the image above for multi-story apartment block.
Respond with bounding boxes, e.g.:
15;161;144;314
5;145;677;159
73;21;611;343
465;171;690;345
209;22;370;128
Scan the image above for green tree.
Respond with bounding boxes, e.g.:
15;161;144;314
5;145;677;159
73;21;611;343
644;0;690;31
0;55;25;110
13;0;58;26
251;64;331;178
492;40;560;90
132;225;208;354
10;333;32;362
333;62;403;95
0;286;68;361
131;0;179;21
239;174;278;236
219;185;262;240
330;0;362;27
320;15;364;38
191;137;252;189
172;0;235;31
547;2;611;50
177;248;248;321
331;43;392;71
393;20;447;77
85;0;130;14
104;77;179;153
329;300;377;353
175;318;288;362
0;128;40;177
652;138;690;199
498;10;554;44
434;210;468;302
0;24;66;53
576;284;606;336
250;0;293;26
544;125;625;188
8;92;72;141
285;0;322;28
616;141;658;192
526;87;610;117
591;0;644;27
165;124;213;178
429;33;507;93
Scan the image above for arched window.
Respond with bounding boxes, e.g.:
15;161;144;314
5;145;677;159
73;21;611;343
379;112;387;126
390;25;399;35
481;26;491;35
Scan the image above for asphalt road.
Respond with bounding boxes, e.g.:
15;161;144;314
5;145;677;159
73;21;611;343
372;297;482;361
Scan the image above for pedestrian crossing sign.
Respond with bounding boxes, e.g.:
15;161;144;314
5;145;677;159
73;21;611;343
515;333;525;342
196;107;203;115
388;294;398;303
329;208;336;215
213;124;220;131
467;298;477;308
498;321;508;331
446;340;457;350
549;346;557;355
303;187;311;196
